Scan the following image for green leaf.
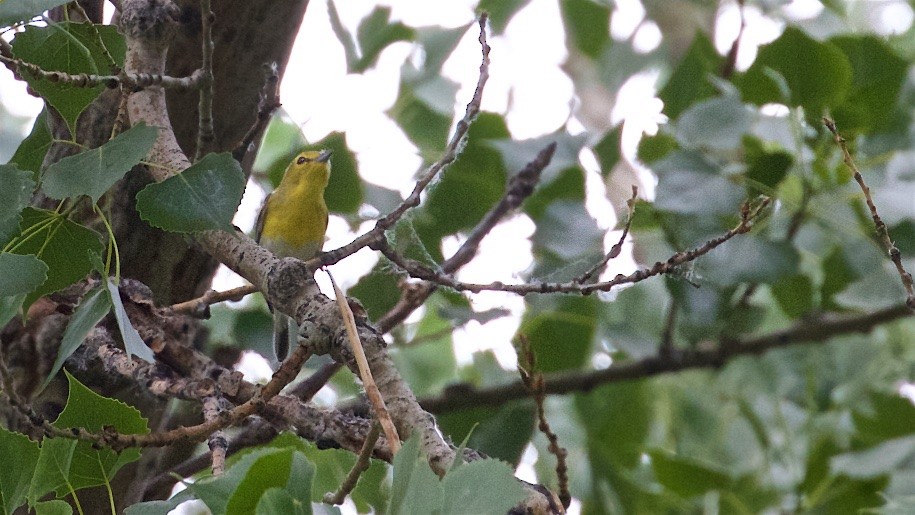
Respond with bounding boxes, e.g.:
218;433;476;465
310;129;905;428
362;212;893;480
348;262;402;321
388;435;443;515
576;381;652;469
106;278;155;362
477;0;531;34
264;434;385;511
771;273;814;318
414;24;469;77
0;295;25;329
441;459;526;514
853;391;915;445
0;252;48;297
743;136;793;194
698;236;799;286
392;295;458;395
42;123;158;202
529;199;603;276
592;126;621;176
740;27;852;114
256;488;309;515
0;427;40;514
659;33;722;119
653;151;745;216
636;132;678;164
191;449;281;514
255;112;308;187
190;448;312;515
830;435;915;479
420;112;510;240
303;132;362;214
353;6;415;73
8;109;51;179
283;451;315;506
33;500;72;515
52;370;148;493
225;449;295;515
559;0;610;58
123;492;195;515
830;35;908;132
437;401;536;466
387;72;457;161
42;284;110;389
135;152;245;233
11;23;125;135
28;438;76;506
0;164;36;245
10;208;102;311
0;0;70;26
521;296;597;372
674;94;750;151
649;450;732;497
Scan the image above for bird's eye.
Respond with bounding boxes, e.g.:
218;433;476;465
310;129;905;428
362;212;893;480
297;156;308;165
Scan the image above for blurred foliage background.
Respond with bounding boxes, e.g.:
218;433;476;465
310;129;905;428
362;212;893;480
5;0;915;512
201;0;915;511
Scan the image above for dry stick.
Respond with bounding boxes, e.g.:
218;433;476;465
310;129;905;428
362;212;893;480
323;422;382;505
659;300;678;357
379;198;771;296
824;117;915;310
317;13;491;270
721;0;746;79
575;185;638;284
232;62;281;164
0;53;203;90
29;339;314;451
147;418;279;494
166;284;258;317
421;303;913;413
288;360;344;400
202;396;228;475
517;336;570;509
194;0;216;161
327;271;401;454
376;141;556;333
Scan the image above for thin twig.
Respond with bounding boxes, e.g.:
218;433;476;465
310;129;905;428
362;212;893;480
824;117;915;310
23;340;313;451
721;0;746;78
323;422;381;505
378;198;771;296
420;303;914;413
517;336;570;509
166;284;258;317
194;0;216;161
317;13;491;269
328;271;401;454
659;300;678;357
0;54;203;89
202;396;228;475
233;62;281;165
289;362;344;401
575;185;638;284
147;417;279;494
376;139;554;333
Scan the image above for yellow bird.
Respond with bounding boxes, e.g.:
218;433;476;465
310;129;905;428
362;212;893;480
255;149;332;360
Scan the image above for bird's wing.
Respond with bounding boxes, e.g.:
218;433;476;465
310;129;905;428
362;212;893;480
254;192;272;243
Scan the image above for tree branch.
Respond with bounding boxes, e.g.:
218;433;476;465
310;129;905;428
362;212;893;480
419;303;913;413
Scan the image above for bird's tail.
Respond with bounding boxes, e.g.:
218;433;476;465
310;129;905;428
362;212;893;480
273;311;297;360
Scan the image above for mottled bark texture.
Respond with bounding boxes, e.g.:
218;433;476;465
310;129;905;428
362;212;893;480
5;0;310;510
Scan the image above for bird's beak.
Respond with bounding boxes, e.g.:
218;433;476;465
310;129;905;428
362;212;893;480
317;149;333;163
